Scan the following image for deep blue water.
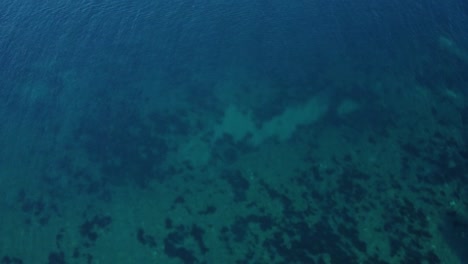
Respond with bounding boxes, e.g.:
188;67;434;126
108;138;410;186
2;0;466;87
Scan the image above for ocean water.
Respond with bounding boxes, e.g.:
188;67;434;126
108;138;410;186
1;0;467;263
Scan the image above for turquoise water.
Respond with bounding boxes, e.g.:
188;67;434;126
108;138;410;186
1;1;467;263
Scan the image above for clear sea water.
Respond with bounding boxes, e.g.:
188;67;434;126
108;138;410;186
1;1;467;263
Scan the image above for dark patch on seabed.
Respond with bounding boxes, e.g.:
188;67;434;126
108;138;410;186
440;211;468;263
